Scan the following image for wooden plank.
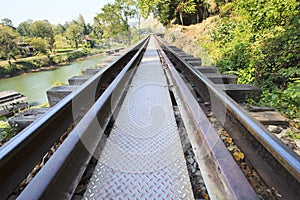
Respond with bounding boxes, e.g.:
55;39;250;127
247;111;289;127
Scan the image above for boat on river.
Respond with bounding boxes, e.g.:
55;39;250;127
0;91;28;117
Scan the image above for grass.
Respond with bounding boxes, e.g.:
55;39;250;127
0;48;103;78
0;119;18;146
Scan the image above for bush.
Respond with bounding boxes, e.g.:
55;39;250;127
210;20;236;44
28;37;48;54
260;80;300;118
0;120;19;145
0;48;98;78
202;0;299;119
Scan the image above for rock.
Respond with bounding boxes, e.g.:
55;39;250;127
7;195;18;200
280;129;290;136
201;186;207;191
291;127;299;133
194;170;202;177
295;140;300;148
72;195;83;200
267;125;281;134
181;135;191;150
186;149;194;157
191;167;196;173
187;157;194;164
294;150;300;156
193;162;198;169
293;118;300;123
287;141;296;149
275;132;287;139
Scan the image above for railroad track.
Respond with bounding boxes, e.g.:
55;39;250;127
0;35;299;199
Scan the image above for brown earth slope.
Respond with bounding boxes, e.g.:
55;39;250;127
164;16;220;66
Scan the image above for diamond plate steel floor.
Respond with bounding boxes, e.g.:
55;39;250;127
83;37;194;199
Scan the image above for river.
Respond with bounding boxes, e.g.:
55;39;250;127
0;55;105;105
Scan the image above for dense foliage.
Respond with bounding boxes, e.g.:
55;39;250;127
0;0;142;61
0;16;91;63
0;0;145;76
1;0;299;119
138;0;211;25
0;26;20;63
207;0;300;118
0;119;18;146
93;0;135;44
161;0;300;118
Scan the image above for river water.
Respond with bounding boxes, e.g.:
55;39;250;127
0;55;105;104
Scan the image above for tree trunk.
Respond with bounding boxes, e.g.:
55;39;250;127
180;11;184;26
138;16;141;40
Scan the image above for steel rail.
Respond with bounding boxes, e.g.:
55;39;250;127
156;36;300;199
0;36;149;200
157;44;259;199
17;37;149;199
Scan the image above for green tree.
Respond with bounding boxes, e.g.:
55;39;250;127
17;20;33;37
204;0;299;118
0;26;20;63
53;23;66;35
138;0;208;26
90;17;104;41
30;20;53;38
238;0;298;32
28;37;48;54
138;0;158;19
94;0;139;45
1;18;14;27
78;14;88;35
156;0;178;26
53;35;69;49
118;0;139;43
177;0;196;25
30;20;54;51
130;1;142;39
94;1;130;42
65;21;83;48
86;23;93;36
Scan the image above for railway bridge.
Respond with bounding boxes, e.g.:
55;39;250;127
0;35;299;199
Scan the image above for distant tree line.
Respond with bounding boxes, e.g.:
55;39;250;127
137;0;228;26
0;0;229;63
0;0;142;63
0;15;93;62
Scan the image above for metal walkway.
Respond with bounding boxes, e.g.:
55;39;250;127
83;37;194;199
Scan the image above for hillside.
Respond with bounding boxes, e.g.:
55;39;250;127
163;0;299;123
164;16;219;66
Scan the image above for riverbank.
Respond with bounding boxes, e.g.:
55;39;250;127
0;53;106;104
0;48;103;79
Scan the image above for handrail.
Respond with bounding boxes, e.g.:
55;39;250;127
0;36;149;200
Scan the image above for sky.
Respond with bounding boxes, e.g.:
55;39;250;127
0;0;114;27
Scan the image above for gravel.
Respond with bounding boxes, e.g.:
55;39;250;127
267;125;281;134
266;125;300;156
208;115;282;199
